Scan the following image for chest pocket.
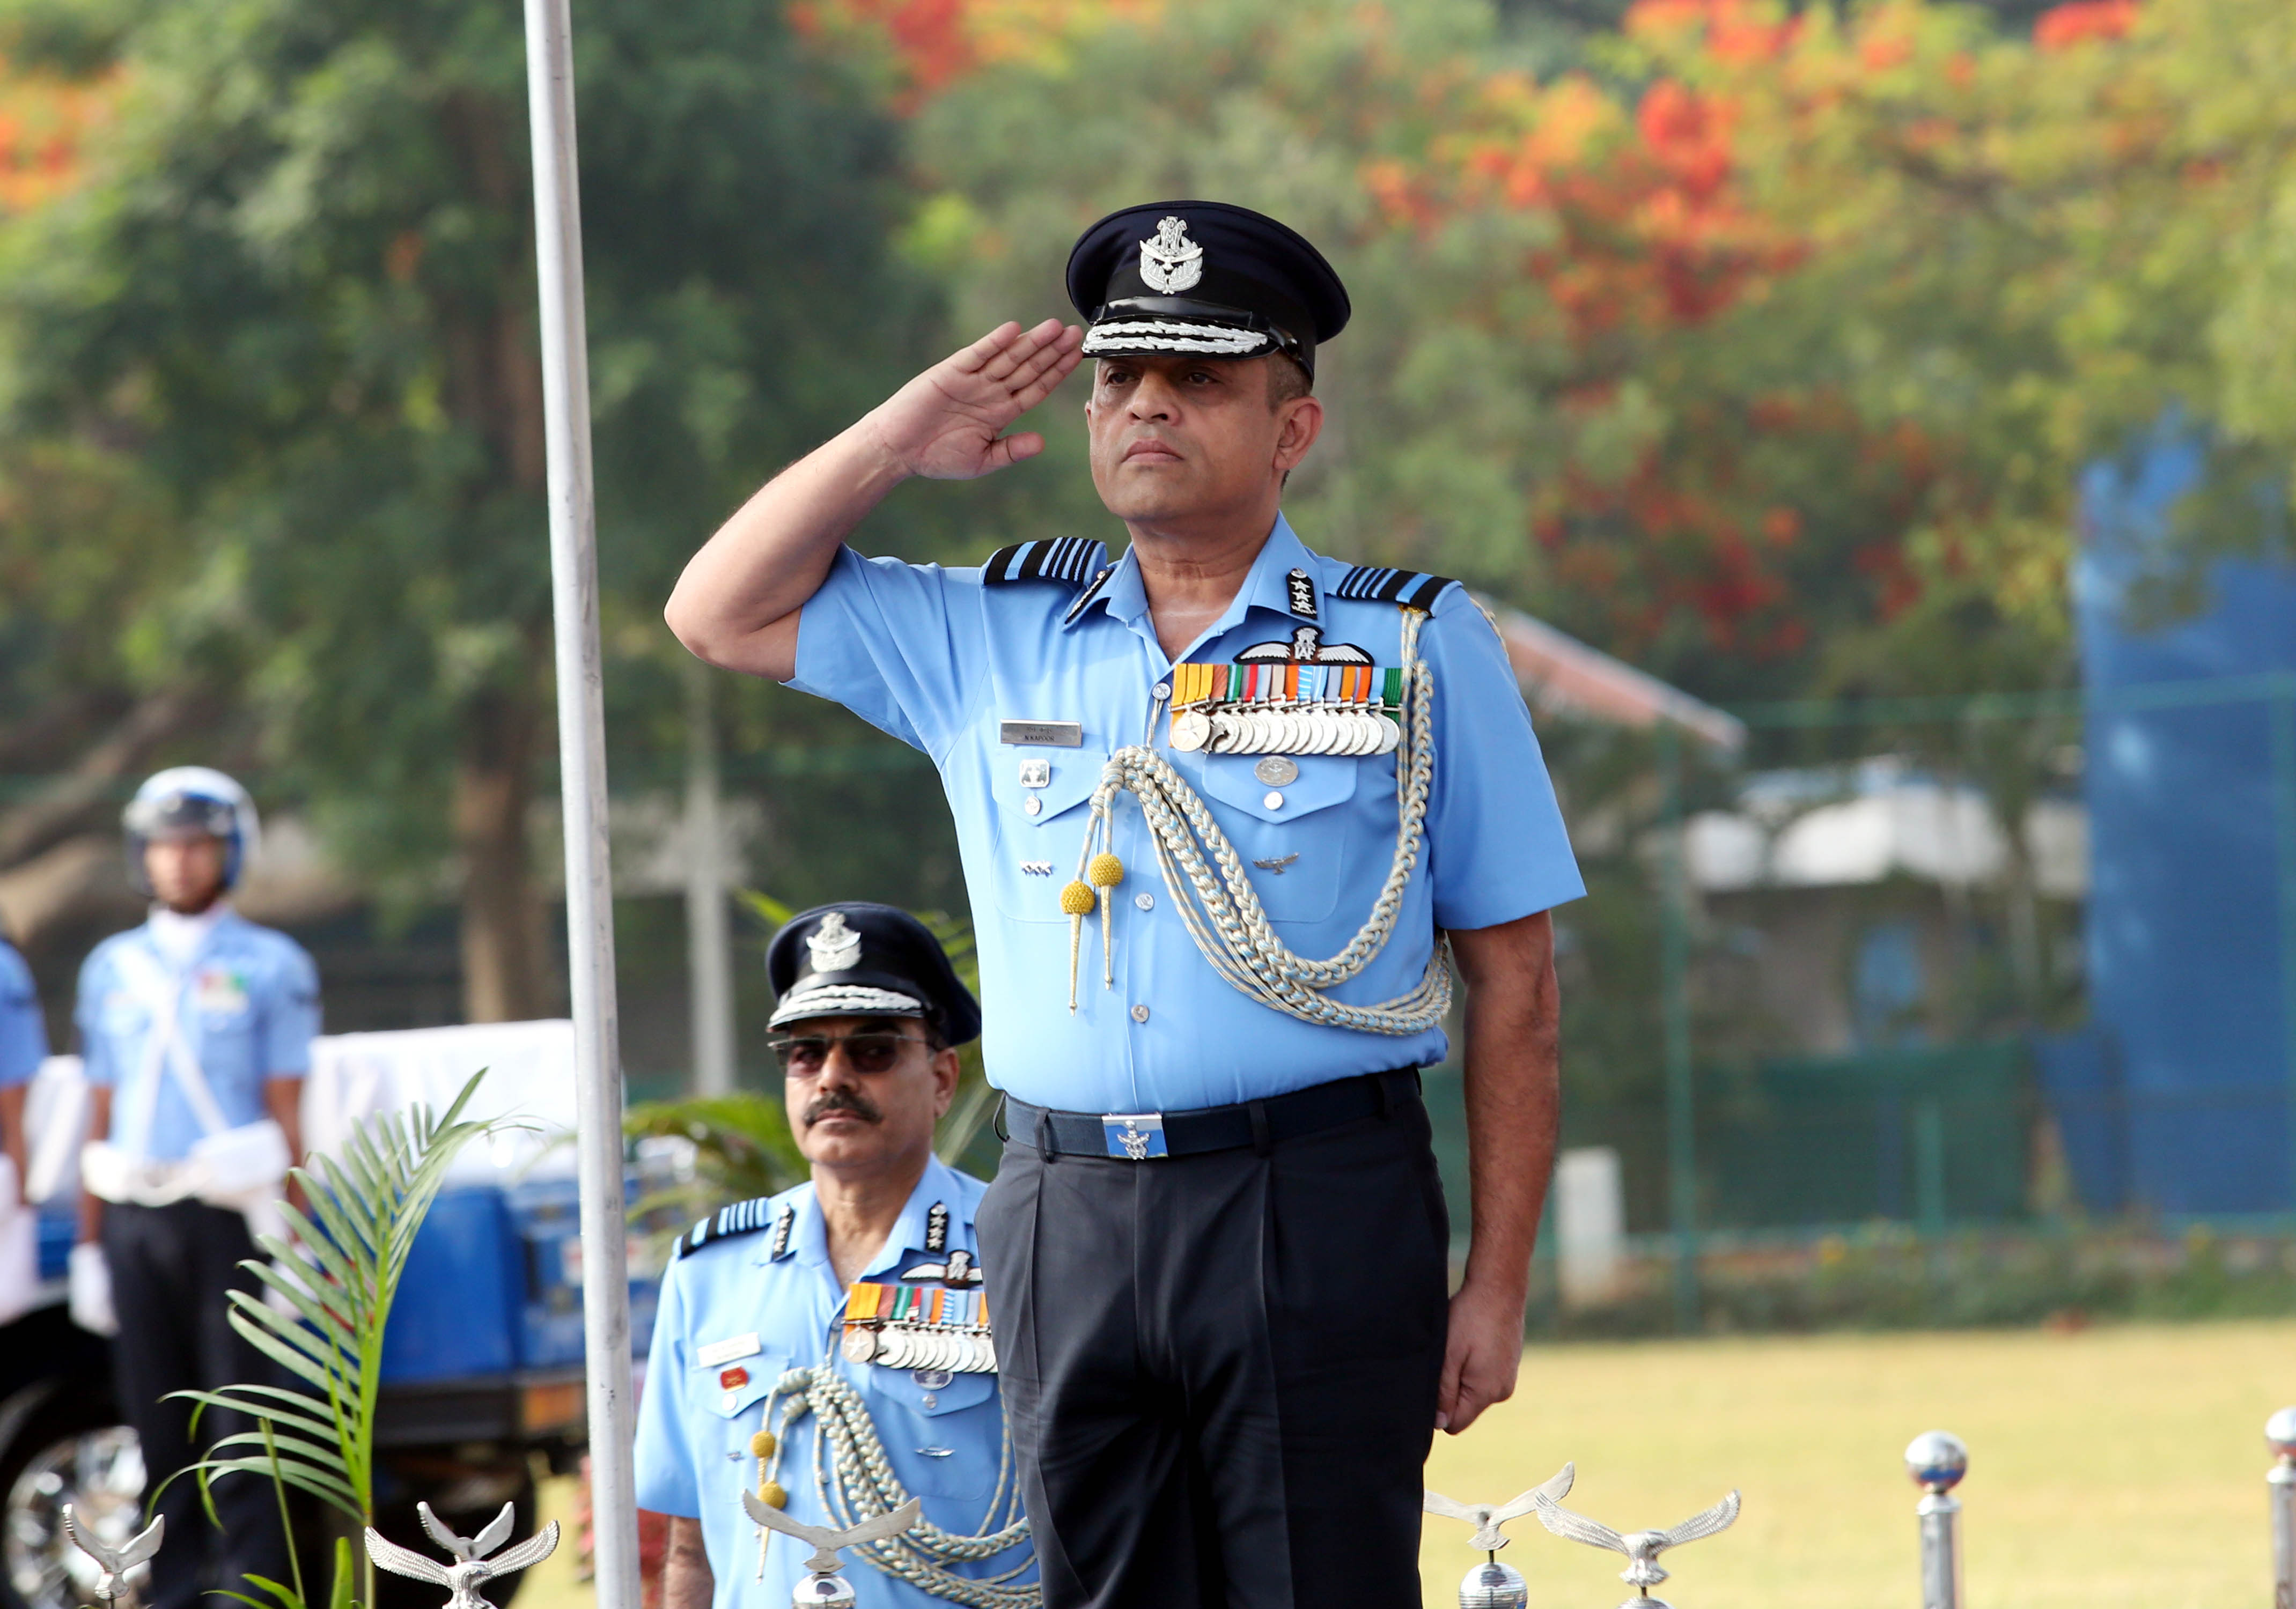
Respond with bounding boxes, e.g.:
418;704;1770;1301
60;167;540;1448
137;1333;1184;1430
1179;750;1371;925
707;1348;793;1504
706;1349;792;1423
863;1367;998;1500
985;740;1105;923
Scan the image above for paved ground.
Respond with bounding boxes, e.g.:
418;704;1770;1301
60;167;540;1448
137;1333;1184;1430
513;1318;2296;1609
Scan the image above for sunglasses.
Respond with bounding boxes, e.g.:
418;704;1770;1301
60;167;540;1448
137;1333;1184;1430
768;1031;931;1075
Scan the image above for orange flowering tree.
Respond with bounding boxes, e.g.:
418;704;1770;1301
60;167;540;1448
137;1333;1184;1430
798;0;2295;704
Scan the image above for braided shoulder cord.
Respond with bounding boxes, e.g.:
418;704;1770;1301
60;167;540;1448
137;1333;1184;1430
759;1367;1038;1607
1071;606;1452;1035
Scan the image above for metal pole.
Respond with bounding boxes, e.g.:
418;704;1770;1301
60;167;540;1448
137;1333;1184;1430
1659;722;1698;1332
2268;1408;2296;1609
1905;1431;1968;1609
519;6;640;1609
685;662;737;1095
2269;680;2296;1212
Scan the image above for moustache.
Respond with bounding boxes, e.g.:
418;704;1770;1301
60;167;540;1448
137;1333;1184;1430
804;1091;881;1127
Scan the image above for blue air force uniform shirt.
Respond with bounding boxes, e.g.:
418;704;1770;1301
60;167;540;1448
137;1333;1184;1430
0;941;46;1090
75;911;319;1160
634;1158;1032;1609
786;515;1584;1113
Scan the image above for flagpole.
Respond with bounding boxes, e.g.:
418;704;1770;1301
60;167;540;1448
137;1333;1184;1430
520;2;641;1606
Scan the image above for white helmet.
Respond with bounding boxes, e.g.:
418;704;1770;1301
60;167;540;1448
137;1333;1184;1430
123;766;262;893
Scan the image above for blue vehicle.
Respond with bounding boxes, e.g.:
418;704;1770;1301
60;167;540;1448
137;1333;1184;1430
0;1022;660;1609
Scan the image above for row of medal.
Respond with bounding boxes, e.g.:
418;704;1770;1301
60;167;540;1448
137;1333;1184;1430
841;1280;997;1375
1166;659;1406;758
1171;703;1402;757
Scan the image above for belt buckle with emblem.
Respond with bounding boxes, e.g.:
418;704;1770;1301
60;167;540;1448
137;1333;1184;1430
1101;1112;1168;1161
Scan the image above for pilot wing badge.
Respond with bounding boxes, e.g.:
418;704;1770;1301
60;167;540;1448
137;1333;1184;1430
1139;216;1205;294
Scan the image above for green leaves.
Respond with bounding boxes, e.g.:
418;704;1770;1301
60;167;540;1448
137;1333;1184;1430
162;1069;497;1609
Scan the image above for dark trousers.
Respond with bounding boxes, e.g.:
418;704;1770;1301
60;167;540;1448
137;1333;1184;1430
978;1090;1451;1609
102;1200;291;1609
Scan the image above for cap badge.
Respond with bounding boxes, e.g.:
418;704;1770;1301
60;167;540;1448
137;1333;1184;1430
1139;216;1205;294
807;911;863;974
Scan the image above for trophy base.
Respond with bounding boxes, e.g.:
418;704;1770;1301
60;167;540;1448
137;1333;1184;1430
793;1573;856;1607
1458;1560;1528;1608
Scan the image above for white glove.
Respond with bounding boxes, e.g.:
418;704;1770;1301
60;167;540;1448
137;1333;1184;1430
69;1242;118;1337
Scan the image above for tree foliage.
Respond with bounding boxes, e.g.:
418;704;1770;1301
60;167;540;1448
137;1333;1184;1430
0;0;930;1012
807;0;2296;704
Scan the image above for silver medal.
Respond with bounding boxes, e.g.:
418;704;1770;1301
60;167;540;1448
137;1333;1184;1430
1376;713;1402;755
1171;710;1211;751
843;1327;879;1364
1255;755;1299;787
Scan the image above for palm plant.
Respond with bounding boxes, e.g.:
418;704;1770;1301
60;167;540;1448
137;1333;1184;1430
166;1072;499;1609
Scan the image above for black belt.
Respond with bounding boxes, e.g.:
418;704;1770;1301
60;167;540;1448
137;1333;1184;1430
1000;1068;1421;1161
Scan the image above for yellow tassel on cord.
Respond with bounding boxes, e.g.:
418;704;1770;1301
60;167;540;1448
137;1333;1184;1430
1088;853;1124;987
756;1480;787;1509
1062;880;1095;1010
749;1430;776;1459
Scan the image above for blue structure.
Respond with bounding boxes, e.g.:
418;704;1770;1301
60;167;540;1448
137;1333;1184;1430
381;1176;656;1381
2069;423;2296;1214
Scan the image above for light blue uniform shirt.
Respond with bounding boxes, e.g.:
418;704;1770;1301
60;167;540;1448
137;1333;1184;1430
634;1158;1031;1609
789;514;1584;1113
75;911;319;1161
0;941;46;1090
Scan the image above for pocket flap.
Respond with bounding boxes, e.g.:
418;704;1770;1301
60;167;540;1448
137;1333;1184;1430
703;1350;791;1418
987;746;1103;825
1187;750;1364;825
867;1365;996;1418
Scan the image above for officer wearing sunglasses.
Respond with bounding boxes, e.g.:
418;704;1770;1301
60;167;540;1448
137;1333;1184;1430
634;903;1035;1609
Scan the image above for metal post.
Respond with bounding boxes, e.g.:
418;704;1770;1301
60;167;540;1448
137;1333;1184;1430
1904;1431;1968;1609
685;661;737;1095
2269;681;2296;1211
2268;1408;2296;1609
1658;722;1698;1332
519;5;640;1609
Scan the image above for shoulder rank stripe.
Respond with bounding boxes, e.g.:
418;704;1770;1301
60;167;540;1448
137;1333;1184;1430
983;536;1109;587
673;1195;792;1259
1334;565;1459;611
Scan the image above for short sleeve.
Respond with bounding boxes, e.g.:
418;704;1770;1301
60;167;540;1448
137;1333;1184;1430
0;946;46;1089
785;548;987;761
75;946;120;1088
260;941;321;1078
634;1265;700;1516
1421;592;1585;931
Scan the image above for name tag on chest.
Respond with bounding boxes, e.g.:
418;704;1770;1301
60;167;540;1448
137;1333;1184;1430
999;720;1082;748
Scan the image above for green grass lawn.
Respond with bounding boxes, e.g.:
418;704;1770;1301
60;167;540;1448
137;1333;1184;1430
1422;1319;2296;1609
518;1319;2296;1609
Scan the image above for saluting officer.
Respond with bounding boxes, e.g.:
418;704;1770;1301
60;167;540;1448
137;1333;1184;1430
635;903;1035;1609
72;767;309;1609
665;202;1581;1608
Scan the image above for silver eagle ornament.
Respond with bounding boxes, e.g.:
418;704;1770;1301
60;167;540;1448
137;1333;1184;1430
61;1505;163;1607
743;1490;923;1607
1425;1465;1574;1609
1425;1464;1576;1554
1535;1488;1740;1609
363;1501;561;1609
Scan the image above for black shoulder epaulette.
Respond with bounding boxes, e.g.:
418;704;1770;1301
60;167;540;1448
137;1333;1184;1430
982;537;1109;587
1332;565;1460;611
674;1196;793;1260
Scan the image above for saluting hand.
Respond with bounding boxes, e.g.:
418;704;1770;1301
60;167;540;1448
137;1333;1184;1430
864;320;1085;481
